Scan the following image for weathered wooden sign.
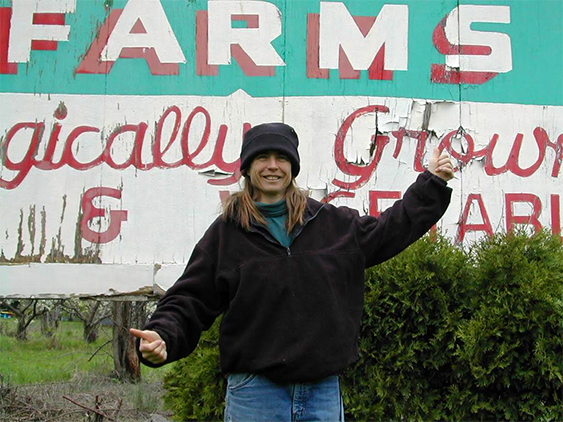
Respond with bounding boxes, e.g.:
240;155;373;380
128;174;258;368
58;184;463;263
1;0;561;298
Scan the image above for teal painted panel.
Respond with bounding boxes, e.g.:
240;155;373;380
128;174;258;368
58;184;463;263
0;0;561;105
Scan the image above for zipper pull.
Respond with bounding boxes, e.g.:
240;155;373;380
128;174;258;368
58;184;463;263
286;247;291;256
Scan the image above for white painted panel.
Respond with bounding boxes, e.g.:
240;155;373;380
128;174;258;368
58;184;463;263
0;263;153;298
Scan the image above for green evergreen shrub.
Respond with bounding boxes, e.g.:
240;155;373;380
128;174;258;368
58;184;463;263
162;318;226;421
455;230;563;421
341;233;475;421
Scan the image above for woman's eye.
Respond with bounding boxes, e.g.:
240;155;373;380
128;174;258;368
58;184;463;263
277;155;288;161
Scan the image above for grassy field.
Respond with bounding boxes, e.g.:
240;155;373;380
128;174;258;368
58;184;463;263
0;318;173;421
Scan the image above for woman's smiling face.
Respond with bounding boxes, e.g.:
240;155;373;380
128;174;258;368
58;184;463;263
248;150;292;204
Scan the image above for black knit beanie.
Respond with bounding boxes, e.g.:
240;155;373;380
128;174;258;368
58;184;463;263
240;122;300;177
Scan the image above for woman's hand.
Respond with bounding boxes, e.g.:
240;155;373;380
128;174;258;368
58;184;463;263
428;148;455;182
130;328;168;365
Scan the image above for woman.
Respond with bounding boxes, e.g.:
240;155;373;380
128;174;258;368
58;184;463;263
131;122;454;421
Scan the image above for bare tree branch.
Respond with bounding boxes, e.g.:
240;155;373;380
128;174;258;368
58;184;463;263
3;302;22;318
21;300;47;332
91;312;111;327
62;395;116;422
59;300;86;321
21;300;33;314
88;340;112;362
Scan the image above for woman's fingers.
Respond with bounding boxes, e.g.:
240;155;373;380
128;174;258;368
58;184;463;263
437;156;454;172
130;328;162;343
151;341;168;362
130;328;167;364
139;338;163;352
139;339;167;364
437;154;453;167
429;148;455;181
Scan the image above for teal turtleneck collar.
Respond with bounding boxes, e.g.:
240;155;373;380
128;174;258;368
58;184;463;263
255;200;292;247
256;199;287;217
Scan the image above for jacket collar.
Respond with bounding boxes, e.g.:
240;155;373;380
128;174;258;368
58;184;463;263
303;197;325;224
289;198;325;240
247;197;325;241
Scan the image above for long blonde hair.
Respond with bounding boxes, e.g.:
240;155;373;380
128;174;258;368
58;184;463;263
223;177;308;233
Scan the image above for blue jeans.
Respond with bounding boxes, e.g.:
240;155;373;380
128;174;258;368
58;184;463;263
224;373;345;422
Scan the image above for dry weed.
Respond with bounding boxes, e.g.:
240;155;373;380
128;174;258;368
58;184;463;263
0;373;172;422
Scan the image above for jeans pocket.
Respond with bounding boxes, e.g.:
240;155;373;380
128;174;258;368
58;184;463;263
227;373;257;391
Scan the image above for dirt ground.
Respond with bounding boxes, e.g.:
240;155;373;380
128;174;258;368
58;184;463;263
0;374;174;422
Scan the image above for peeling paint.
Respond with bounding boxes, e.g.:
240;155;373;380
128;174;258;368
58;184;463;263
1;207;43;264
422;102;432;131
60;194;67;224
37;195;102;264
153;263;162;274
45;227;66;263
15;210;24;258
27;205;36;256
106;286;154;298
199;169;231;177
39;206;46;257
54;101;67;119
